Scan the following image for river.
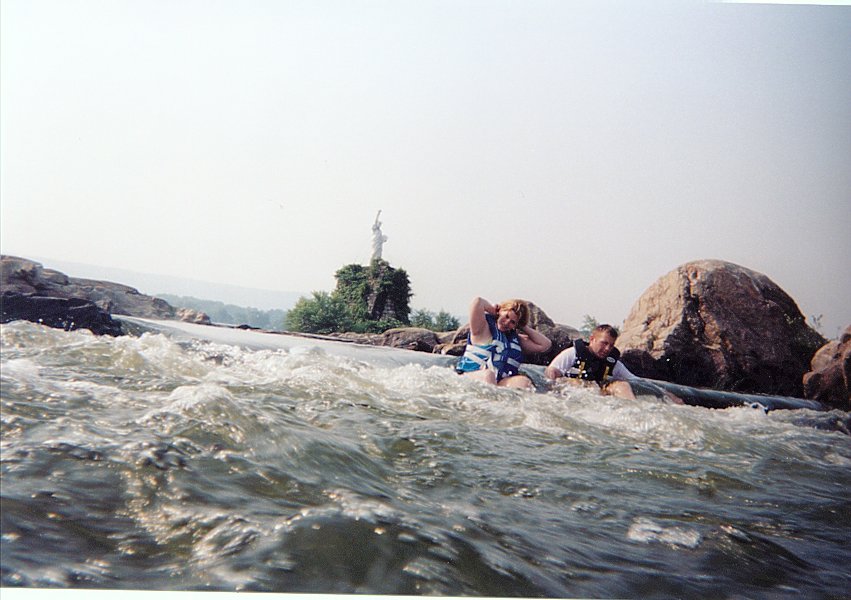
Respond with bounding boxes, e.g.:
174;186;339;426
2;319;849;598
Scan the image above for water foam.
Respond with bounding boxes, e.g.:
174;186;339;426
627;517;702;548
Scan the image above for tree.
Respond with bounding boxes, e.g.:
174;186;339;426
285;291;352;334
580;314;599;337
434;310;460;331
411;309;435;329
410;308;460;332
333;264;371;323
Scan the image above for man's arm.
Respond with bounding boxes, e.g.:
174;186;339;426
611;361;638;381
545;347;575;379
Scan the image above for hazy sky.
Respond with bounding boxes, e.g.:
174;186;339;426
2;0;849;336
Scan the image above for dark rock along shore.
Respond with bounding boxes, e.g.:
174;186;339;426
1;255;847;409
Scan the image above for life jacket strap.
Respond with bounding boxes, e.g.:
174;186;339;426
461;344;494;370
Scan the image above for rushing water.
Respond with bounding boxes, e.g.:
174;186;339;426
1;319;849;599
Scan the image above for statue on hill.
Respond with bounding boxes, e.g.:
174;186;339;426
371;210;388;261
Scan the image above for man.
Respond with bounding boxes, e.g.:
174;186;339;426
544;324;637;400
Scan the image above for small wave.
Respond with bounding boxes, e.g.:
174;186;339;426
627;517;702;548
0;357;41;380
546;391;709;451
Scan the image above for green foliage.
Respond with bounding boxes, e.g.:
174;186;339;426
286;260;415;335
333;264;371;322
386;264;413;323
411;308;460;332
158;294;287;330
580;314;599;337
337;259;411;324
285;291;353;334
411;309;434;329
435;310;461;331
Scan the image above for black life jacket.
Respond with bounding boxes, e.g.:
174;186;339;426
569;339;621;383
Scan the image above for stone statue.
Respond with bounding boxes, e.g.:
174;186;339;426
371;210;388;261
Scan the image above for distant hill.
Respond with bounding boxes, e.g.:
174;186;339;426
28;257;306;312
159;294;287;330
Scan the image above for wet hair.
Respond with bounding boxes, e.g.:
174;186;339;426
592;324;619;339
497;299;530;330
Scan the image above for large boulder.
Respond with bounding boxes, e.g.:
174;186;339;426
1;291;123;336
803;326;851;410
1;255;174;319
617;260;825;397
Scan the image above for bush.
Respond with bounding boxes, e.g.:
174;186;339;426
434;310;461;331
285;292;353;334
410;308;460;332
411;309;435;329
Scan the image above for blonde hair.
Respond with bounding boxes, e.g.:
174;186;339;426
497;299;529;330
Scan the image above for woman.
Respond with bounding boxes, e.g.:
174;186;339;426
456;297;552;389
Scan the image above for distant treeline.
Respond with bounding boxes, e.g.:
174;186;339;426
158;291;462;334
158;294;287;330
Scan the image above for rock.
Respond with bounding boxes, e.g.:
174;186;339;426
1;256;175;319
436;330;459;345
335;260;410;323
1;291;123;336
803;326;851;410
433;324;469;356
381;327;441;352
326;331;383;345
177;307;212;325
617;260;826;397
526;302;555;328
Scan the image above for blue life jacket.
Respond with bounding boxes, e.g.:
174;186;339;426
456;313;524;381
568;339;620;383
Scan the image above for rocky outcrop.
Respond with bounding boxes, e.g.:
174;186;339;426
617;260;825;397
310;328;444;352
334;260;411;325
1;291;123;336
1;256;174;319
433;325;470;357
380;327;441;352
803;326;851;410
176;307;212;325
